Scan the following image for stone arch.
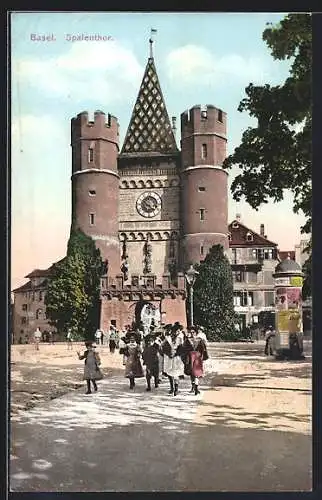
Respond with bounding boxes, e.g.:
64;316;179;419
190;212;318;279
119;232;127;241
129;232;136;241
154;179;162;188
163;179;169;188
146;232;154;240
170;178;178;187
138;180;145;189
163;231;170;240
129;180;137;189
137;232;144;240
154;232;162;240
121;180;129;189
146;179;153;188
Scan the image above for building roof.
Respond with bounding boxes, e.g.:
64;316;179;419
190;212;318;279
228;220;277;247
12;281;33;293
14;258;65;294
120;53;178;156
24;268;52;278
278;251;295;261
275;257;302;273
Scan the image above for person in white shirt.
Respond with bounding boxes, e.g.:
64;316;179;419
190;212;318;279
34;327;42;351
95;329;103;345
67;328;73;350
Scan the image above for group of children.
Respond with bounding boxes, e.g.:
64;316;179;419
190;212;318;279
119;322;209;396
77;322;209;396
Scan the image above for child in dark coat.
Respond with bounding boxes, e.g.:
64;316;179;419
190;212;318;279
142;335;160;391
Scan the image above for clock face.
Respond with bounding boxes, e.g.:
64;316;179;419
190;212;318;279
136;191;162;218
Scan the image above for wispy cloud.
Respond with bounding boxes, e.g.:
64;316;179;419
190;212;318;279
166;45;270;87
14;41;143;103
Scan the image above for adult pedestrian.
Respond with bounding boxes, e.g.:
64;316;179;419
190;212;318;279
33;327;42;350
123;333;144;389
183;326;209;395
162;323;185;396
77;341;103;394
67;328;74;350
95;329;103;346
264;326;275;356
109;328;117;353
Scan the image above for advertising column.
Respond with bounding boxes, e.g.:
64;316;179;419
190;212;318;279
273;260;304;359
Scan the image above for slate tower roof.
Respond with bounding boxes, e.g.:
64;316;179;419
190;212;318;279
120;46;178;157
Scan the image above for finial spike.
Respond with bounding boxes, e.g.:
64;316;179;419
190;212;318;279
149;28;157;58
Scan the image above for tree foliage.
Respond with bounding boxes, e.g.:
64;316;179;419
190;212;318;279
45;229;105;340
192;245;237;341
222;14;312;235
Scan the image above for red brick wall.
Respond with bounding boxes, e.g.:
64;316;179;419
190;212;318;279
71;110;120;276
161;296;187;328
100;296;187;330
180;105;229;267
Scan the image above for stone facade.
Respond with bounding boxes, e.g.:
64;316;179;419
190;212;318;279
12;41;231;337
228;217;279;330
12;271;54;343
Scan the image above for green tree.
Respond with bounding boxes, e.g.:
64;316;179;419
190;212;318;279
45;229;105;340
192;245;237;341
223;14;312;236
302;250;312;300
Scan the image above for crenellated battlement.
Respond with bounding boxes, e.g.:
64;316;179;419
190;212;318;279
180;105;227;139
71;110;119;143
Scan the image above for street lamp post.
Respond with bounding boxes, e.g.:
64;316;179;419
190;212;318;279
185;264;199;328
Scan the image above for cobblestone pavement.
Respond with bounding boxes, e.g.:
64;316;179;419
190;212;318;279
10;341;312;492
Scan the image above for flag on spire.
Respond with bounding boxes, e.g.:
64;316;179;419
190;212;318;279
149;28;157;58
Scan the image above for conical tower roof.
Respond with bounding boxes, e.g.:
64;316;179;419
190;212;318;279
120;49;178;157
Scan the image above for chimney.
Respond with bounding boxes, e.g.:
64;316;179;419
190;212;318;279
236;213;241;222
260;224;265;236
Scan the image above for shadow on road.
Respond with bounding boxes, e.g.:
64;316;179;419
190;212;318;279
10;375;312;492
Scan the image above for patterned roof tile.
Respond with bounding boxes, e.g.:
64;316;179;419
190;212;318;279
121;57;178;156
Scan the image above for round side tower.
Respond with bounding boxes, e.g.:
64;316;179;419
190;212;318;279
71;110;120;277
180;105;229;267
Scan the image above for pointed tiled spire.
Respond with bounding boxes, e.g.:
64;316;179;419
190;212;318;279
120;38;178;156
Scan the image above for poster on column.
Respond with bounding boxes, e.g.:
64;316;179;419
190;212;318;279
277;310;302;333
277;310;290;332
275;288;288;310
286;287;302;309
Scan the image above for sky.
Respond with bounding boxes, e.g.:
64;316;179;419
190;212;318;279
11;11;308;290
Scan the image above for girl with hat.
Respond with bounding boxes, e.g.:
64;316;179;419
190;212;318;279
162;324;185;396
183;326;209;395
77;341;103;394
142;333;160;391
122;333;144;389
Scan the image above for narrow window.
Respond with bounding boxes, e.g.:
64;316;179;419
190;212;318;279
200;244;204;256
21;317;27;325
218;109;223;122
199;208;205;221
246;232;253;242
39;291;43;301
198;186;206;192
89;213;95;226
88;147;94;163
201;144;207;159
22;304;27;311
